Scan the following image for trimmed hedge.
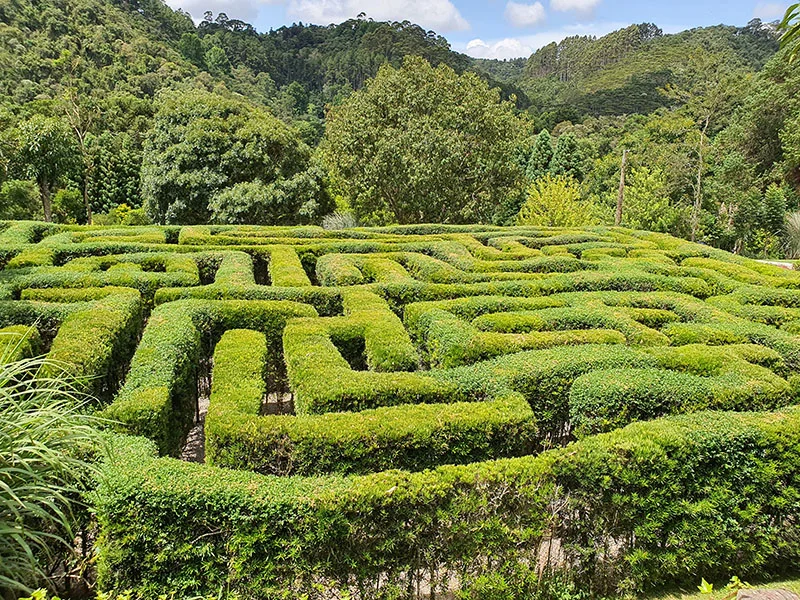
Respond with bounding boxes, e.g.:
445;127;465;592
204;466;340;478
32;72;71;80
3;222;800;596
206;328;537;475
102;298;316;454
268;245;311;286
1;252;200;303
44;288;143;401
96;408;800;598
570;343;793;436
284;318;454;413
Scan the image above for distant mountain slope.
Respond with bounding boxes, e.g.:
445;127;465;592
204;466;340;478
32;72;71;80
0;0;781;129
0;0;196;104
517;21;779;119
193;15;529;106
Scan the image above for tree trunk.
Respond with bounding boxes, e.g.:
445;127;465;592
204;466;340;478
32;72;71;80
40;180;52;223
690;116;710;242
83;173;92;225
615;149;627;226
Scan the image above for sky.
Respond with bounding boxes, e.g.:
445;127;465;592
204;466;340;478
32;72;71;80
163;0;791;59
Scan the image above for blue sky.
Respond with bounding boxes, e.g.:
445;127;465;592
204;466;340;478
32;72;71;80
164;0;790;59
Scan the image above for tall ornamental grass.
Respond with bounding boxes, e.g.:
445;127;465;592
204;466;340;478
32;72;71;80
785;211;800;258
0;339;103;595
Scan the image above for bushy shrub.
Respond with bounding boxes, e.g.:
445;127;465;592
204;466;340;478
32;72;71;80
51;189;85;224
0;179;40;220
92;204;152;226
517;175;601;227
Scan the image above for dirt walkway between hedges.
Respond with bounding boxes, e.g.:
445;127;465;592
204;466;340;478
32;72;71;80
181;392;209;463
180;390;294;463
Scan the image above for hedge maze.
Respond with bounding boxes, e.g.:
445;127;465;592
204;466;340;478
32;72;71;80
2;221;800;598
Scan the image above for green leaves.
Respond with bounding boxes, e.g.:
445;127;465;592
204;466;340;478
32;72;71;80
323;56;524;226
0;353;104;593
142;89;328;225
517;174;602;228
698;577;714;594
779;3;800;62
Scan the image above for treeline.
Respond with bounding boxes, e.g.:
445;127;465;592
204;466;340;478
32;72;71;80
1;0;799;257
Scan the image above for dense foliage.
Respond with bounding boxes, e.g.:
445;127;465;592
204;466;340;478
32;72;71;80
2;222;798;597
1;0;800;258
323;56;524;225
141;89;331;224
0;351;102;594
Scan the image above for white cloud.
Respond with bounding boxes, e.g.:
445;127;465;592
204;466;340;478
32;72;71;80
164;0;281;23
551;0;600;14
461;21;627;59
466;37;534;59
752;1;786;20
504;1;546;28
286;0;470;31
166;0;469;31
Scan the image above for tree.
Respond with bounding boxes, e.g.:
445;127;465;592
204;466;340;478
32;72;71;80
516;174;601;227
0;180;39;220
86;132;142;215
13;116;77;222
323;56;524;225
52;188;85;224
779;112;800;184
664;49;747;241
204;46;231;76
62;86;98;224
549;133;583;180
763;184;787;234
141;89;322;224
526;130;553;180
209;166;331;225
178;33;206;67
622;167;689;234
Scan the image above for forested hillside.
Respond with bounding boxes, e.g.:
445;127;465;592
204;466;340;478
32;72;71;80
520;21;779;126
1;0;799;259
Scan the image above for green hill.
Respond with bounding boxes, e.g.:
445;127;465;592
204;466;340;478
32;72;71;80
518;21;779;121
0;0;779;129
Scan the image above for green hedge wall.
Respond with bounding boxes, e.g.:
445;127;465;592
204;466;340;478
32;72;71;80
102;298;316;454
2;222;799;597
95;408;800;598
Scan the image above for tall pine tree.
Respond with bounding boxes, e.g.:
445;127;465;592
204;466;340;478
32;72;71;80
526;130;553;180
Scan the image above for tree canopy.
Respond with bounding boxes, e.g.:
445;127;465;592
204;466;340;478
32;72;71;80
323;56;524;225
141;89;326;224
